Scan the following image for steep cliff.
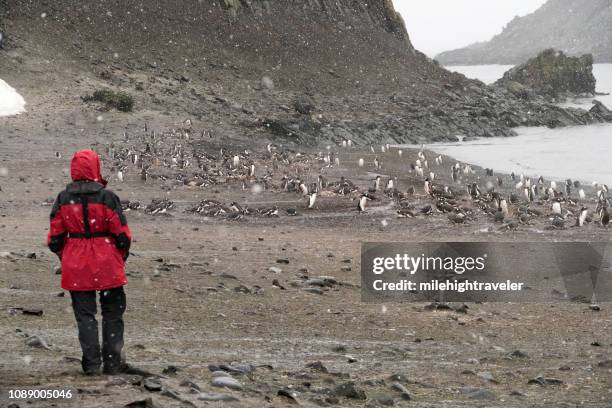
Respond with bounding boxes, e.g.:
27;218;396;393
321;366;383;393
436;0;612;64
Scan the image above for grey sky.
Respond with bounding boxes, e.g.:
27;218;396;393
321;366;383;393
393;0;548;57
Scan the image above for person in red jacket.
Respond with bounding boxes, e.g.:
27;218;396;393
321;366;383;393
47;150;131;375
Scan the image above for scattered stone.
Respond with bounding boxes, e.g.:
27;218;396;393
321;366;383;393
22;308;43;316
278;389;300;404
306;361;328;373
162;365;179;375
198;392;239;402
211;376;243;391
124;398;159;408
390;382;411;400
268;266;282;274
454;304;469;314
508;350;529;359
334;382;366;400
276;258;290;264
477;371;497;383
143;378;162;392
303;287;324;295
597;360;612;368
589;304;601;311
461;386;496;400
179;380;201;391
25;335;51;349
527;376;563;386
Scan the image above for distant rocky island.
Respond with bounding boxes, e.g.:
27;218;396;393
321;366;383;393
436;0;612;65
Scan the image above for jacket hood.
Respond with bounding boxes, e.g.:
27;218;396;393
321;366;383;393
70;150;107;186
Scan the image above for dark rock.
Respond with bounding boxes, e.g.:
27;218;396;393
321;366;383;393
278;389;300;404
293;95;316;115
125;398;159;408
597;360;612;368
390;382;411;400
334;382;366;400
306;361;328;373
508;350;529;359
496;49;595;99
161;365;179;375
527;376;563;386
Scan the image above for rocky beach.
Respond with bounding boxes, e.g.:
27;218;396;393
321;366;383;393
1;1;611;407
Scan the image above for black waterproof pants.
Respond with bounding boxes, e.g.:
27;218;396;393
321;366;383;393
70;286;126;374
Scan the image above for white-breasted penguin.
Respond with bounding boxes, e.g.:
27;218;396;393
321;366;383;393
576;207;588;226
358;158;364;167
358;193;370;212
307;192;317;209
552;201;562;215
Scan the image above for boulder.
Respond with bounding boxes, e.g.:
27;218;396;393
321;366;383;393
496;49;596;99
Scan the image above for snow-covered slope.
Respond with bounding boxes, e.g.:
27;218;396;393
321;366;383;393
0;79;26;116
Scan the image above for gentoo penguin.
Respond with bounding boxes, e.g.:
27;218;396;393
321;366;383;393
416;166;424;178
334;157;340;166
576;207;588;227
435;155;442;166
370;145;375;153
342;140;347;148
550;181;557;190
600;207;610;226
358;158;364;167
381;145;386;153
552;201;562;215
232;155;240;168
55;151;61;159
374;157;380;169
386;178;394;191
511;172;516;181
299;181;309;196
497;176;503;187
579;189;586;200
117;169;124;182
373;176;381;191
357;193;370;212
429;172;435;181
318;175;327;191
140;167;148;181
249;164;255;177
398;149;403;157
500;198;509;217
307;192;317;209
416;159;422;168
451;166;458;183
424;178;432;196
347;140;353;147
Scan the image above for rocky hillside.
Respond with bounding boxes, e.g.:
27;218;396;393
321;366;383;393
436;0;612;64
0;0;440;93
1;0;611;146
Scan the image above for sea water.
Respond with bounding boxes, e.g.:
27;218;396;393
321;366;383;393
424;64;612;184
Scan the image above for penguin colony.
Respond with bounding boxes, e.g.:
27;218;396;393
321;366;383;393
104;124;610;229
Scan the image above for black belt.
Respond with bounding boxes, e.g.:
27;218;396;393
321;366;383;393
67;232;114;239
